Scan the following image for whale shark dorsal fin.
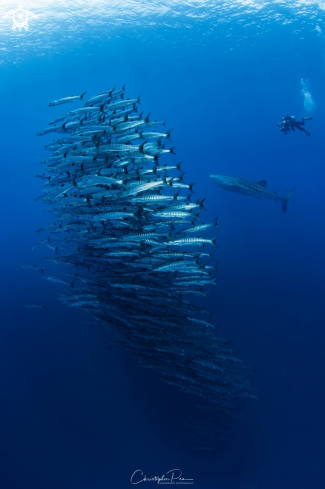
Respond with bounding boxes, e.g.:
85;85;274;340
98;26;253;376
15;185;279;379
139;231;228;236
257;180;267;187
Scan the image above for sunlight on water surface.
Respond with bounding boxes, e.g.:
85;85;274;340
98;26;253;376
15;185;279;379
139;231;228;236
1;0;325;44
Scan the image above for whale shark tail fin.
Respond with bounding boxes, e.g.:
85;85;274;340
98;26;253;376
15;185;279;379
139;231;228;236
282;188;295;213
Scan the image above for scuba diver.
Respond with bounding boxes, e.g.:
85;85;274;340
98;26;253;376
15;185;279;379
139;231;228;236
276;115;312;136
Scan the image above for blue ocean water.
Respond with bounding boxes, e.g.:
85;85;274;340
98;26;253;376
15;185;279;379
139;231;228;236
0;1;325;488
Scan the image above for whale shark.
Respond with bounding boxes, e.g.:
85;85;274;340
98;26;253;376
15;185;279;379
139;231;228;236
210;174;295;213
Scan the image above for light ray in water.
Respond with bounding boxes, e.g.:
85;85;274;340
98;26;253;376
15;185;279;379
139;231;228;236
301;78;316;112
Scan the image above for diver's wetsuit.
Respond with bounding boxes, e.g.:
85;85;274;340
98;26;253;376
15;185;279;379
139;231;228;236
277;115;312;136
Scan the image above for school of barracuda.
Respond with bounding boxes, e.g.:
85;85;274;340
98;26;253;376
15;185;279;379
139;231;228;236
33;85;255;410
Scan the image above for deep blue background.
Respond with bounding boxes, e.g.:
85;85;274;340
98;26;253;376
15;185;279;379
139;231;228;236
0;13;325;489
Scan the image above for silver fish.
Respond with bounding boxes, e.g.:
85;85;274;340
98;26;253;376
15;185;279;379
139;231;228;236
29;85;255;425
48;91;87;107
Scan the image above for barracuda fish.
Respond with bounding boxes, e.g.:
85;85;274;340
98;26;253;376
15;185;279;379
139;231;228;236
29;85;255;431
155;261;202;272
102;96;140;111
178;279;217;286
36;126;61;136
115;119;146;133
120;178;170;198
140;129;173;141
115;133;142;144
76;175;127;188
31;173;51;181
67;106;103;116
176;218;219;235
131;193;179;204
187;317;216;328
48;91;87;106
210;175;295;213
166;236;218;247
155;162;182;172
123;230;171;241
17;264;44;273
154;210;199;220
44;276;72;285
167;202;200;211
91;210;141;221
49;115;67;125
92;142;146;154
85;88;115;105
